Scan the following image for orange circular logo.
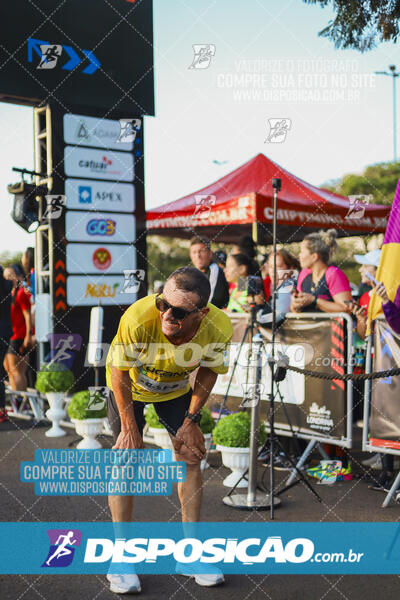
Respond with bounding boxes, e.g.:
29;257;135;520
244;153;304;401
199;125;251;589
93;247;112;271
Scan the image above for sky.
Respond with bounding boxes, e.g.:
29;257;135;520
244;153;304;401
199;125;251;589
0;0;399;252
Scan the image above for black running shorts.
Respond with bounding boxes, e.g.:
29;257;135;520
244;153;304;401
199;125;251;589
107;388;193;444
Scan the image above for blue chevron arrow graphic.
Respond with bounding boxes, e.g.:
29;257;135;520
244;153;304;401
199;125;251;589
82;50;101;74
28;39;99;75
27;38;49;62
62;45;81;71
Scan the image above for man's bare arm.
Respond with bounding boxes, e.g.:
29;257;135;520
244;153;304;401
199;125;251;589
189;366;218;415
174;367;218;460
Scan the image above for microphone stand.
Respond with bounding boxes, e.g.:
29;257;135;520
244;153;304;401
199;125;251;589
223;300;281;509
222;178;321;513
268;179;279;518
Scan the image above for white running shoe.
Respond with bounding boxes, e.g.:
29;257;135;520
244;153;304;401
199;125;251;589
176;563;225;587
106;573;141;594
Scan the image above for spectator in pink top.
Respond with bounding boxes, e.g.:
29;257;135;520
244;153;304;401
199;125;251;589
291;229;352;313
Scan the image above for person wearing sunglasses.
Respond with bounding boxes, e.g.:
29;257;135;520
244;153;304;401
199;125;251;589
105;267;233;593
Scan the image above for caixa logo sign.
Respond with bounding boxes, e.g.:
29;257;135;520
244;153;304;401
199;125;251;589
83;536;314;564
87;219;116;236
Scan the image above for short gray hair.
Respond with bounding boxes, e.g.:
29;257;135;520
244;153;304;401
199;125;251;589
167;267;211;308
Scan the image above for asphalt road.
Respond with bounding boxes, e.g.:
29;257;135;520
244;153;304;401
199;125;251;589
1;417;399;600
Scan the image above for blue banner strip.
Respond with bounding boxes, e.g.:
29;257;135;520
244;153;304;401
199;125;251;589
1;522;400;574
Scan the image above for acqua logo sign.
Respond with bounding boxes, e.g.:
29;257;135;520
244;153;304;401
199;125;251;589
42;529;82;568
87;219;116;236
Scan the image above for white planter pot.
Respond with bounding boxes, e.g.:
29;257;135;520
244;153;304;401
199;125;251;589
149;427;174;450
216;445;250;488
45;392;67;437
71;418;106;449
201;433;212;471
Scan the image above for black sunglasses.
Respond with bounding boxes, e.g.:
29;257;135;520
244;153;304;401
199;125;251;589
155;294;200;320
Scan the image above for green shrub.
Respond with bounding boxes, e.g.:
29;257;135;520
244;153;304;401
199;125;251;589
67;390;107;420
35;362;75;394
144;404;165;429
199;407;215;434
213;411;266;448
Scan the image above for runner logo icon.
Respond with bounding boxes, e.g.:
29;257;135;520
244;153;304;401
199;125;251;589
37;45;62;69
42;529;82;567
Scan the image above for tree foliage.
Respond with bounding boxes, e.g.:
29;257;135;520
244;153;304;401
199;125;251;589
0;251;22;268
146;236;190;290
323;161;400;205
304;0;400;51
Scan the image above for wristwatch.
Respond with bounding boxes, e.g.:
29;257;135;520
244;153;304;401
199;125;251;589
184;410;202;424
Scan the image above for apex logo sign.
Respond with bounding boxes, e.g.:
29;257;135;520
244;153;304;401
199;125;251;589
78;186;92;204
77;185;124;206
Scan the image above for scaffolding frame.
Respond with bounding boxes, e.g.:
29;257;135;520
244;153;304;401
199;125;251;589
33;105;53;366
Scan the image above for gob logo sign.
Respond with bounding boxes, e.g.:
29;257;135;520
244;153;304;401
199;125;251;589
87;219;116;236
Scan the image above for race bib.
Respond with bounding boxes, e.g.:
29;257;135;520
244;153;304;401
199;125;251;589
136;371;188;394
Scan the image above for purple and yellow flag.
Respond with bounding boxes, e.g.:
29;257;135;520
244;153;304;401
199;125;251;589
368;177;400;332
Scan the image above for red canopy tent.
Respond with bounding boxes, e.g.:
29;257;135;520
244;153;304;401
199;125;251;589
146;154;389;244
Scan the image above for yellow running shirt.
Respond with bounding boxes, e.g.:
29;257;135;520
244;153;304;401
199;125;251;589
106;294;233;402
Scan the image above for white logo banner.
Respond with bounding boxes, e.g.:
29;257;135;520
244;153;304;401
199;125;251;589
63;114;134;150
67;275;137;306
66;243;136;275
65;179;135;213
65;211;135;243
64;147;134;181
